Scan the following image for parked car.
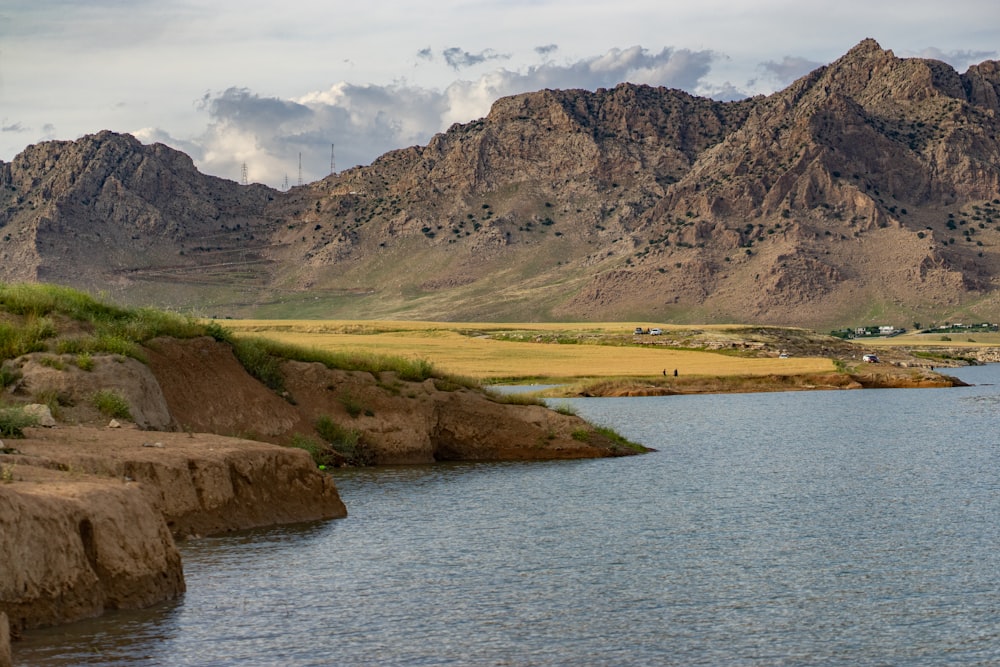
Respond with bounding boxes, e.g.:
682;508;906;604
862;353;879;363
650;328;662;335
634;327;645;334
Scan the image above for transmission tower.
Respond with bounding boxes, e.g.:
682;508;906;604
330;143;337;176
298;153;303;187
241;162;248;185
282;174;289;190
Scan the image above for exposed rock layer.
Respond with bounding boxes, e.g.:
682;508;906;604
0;431;346;635
0;464;185;636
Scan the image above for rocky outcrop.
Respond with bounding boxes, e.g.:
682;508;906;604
2;41;999;327
0;427;347;634
0;464;184;636
8;427;348;537
4;353;174;430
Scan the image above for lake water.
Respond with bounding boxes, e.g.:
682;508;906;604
13;365;1000;666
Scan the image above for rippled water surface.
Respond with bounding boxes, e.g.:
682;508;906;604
14;365;1000;665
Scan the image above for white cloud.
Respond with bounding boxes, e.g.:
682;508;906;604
756;56;825;87
912;47;999;71
162;46;720;187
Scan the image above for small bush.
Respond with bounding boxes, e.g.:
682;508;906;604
230;337;285;392
0;366;21;388
76;353;95;371
315;415;372;465
339;391;365;418
289;434;333;468
38;355;66;370
0;406;39;437
93;390;132;420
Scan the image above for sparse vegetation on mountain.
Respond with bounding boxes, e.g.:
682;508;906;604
1;40;999;327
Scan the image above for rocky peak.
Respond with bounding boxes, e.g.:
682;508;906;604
2;42;1000;328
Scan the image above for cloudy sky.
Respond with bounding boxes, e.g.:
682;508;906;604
2;1;997;188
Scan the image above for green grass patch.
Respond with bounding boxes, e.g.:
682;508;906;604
0;405;39;437
571;424;646;453
0;318;56;359
92;389;132;420
315;415;372;465
338;391;366;418
75;353;95;371
484;389;546;406
288;433;335;468
0;283;207;364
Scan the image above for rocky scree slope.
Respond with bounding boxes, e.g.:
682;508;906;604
2;40;999;326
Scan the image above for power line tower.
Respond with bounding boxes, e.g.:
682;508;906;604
298;153;303;187
330;143;337;176
241;162;248;186
282;174;289;190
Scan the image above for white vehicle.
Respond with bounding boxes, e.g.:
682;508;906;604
650;328;662;335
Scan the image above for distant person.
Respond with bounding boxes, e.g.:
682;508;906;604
673;369;678;377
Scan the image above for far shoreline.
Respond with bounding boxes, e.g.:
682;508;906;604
509;368;973;398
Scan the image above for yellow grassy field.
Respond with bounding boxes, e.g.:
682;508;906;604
220;320;836;380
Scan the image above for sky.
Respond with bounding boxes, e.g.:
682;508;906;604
1;1;998;188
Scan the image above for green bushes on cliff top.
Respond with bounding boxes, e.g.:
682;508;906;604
214;327;465;393
0;283;203;362
0;283;469;390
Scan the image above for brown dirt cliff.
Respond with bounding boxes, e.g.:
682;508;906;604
1;333;641;636
142;336;638;463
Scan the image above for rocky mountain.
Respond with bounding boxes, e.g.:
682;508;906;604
2;39;999;327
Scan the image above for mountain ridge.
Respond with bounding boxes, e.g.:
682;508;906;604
2;39;999;327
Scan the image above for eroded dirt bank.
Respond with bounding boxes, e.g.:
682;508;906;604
0;427;346;638
1;612;10;667
143;336;641;462
1;335;644;639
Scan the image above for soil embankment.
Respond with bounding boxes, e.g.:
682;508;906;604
0;428;345;638
2;335;643;638
1;612;11;667
143;336;639;462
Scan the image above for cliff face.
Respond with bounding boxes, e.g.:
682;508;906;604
142;336;635;464
0;465;185;636
3;40;999;326
0;429;347;635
